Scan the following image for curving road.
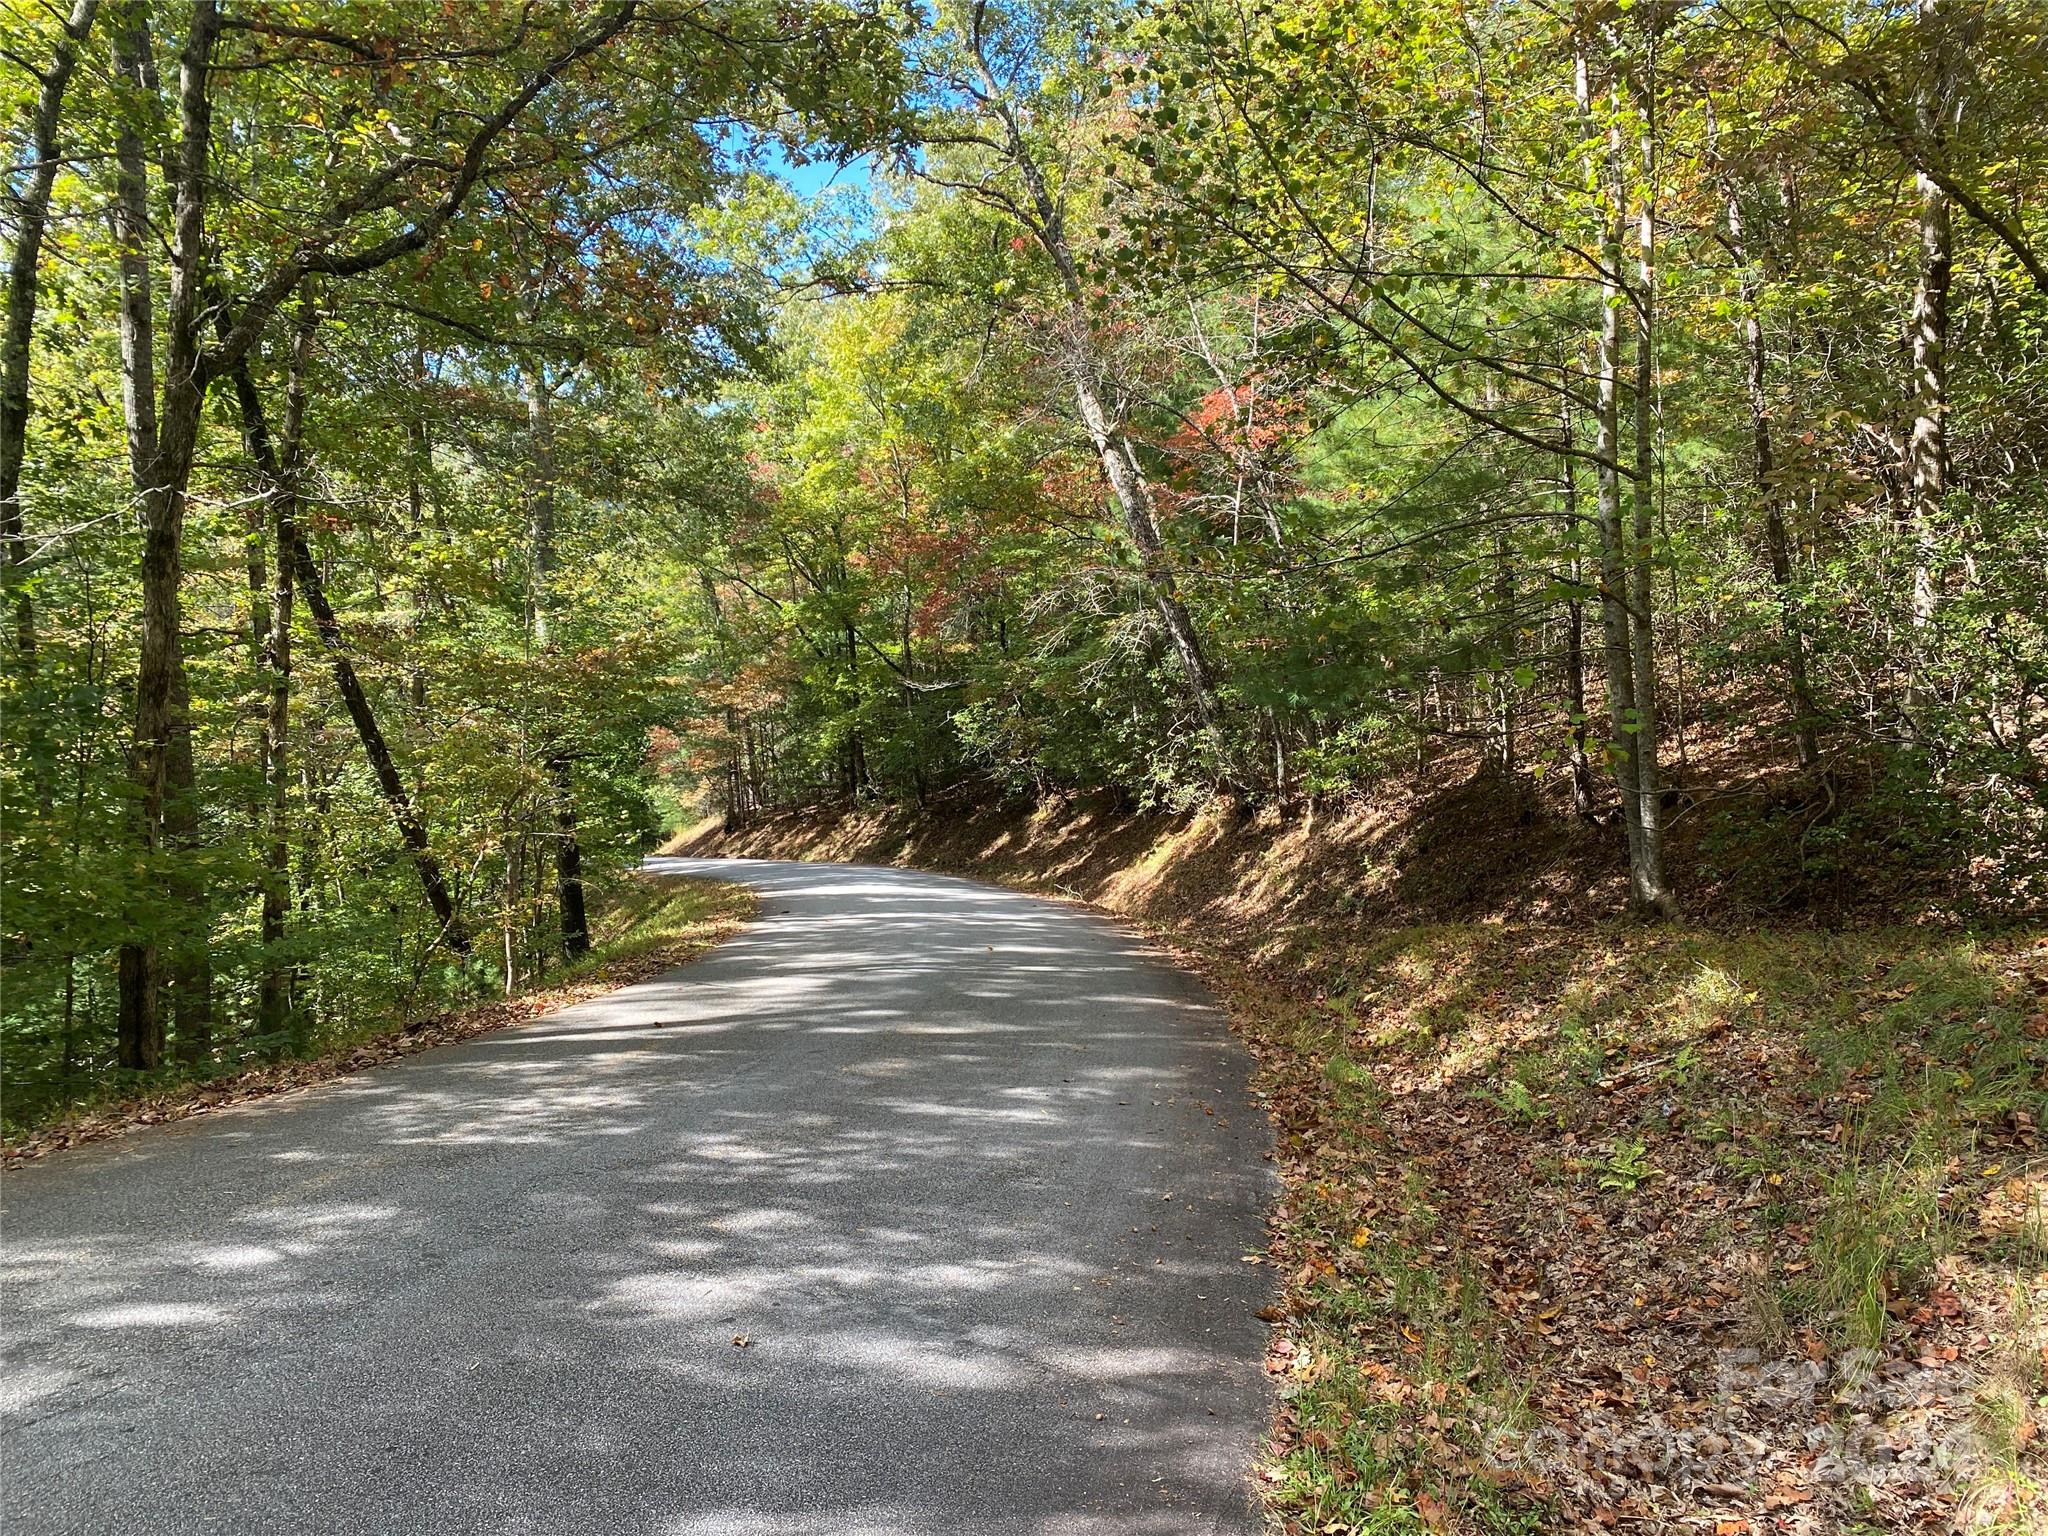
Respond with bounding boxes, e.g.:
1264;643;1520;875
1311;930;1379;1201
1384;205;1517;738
1;859;1273;1535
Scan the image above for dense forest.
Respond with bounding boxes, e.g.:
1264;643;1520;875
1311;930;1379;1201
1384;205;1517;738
3;0;2043;1121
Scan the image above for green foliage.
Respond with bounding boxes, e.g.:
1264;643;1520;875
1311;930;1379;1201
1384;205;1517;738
6;0;2045;1117
1596;1136;1662;1194
0;0;908;1119
641;0;2048;915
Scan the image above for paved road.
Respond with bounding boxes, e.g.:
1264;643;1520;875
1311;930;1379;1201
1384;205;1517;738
2;859;1272;1534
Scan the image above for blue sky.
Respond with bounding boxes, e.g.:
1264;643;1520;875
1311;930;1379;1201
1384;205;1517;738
771;147;878;200
731;124;878;201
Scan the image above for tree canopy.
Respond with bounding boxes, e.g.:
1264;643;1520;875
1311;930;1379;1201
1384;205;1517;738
4;0;2043;1118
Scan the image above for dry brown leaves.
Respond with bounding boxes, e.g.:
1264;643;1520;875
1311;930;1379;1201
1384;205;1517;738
1237;950;2044;1534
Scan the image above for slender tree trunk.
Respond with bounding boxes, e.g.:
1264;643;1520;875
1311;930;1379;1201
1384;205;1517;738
156;13;224;1051
726;720;744;830
747;718;766;814
240;504;267;660
959;50;1226;753
1068;365;1225;738
407;341;430;712
1906;0;1952;724
1563;586;1596;818
290;533;469;953
1627;53;1676;915
523;360;557;650
1585;43;1641;879
163;661;210;1062
108;4;161;1067
1595;279;1647;903
2;0;101;712
259;512;297;1040
841;617;862;797
1721;173;1821;769
1581;29;1673;917
1490;534;1515;776
549;753;590;960
229;314;315;1039
113;1;226;1065
60;957;79;1083
1559;414;1599;821
502;833;522;997
697;568;750;828
520;359;590;960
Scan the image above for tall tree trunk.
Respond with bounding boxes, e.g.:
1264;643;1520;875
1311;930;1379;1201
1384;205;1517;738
164;664;210;1062
1069;343;1224;746
1906;0;1952;725
549;753;589;960
234;319;466;956
406;340;431;712
112;0;225;1066
1627;48;1676;916
841;616;864;797
1721;172;1821;769
258;494;297;1039
1594;208;1646;903
229;314;315;1040
2;0;101;721
502;829;523;997
1490;534;1515;776
523;360;557;650
291;532;470;954
698;568;751;828
521;359;589;960
958;40;1226;753
1580;26;1674;917
1559;410;1599;821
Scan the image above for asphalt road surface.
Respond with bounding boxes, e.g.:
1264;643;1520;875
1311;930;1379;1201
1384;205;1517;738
2;859;1273;1535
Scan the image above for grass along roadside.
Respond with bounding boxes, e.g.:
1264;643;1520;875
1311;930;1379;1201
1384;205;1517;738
1;872;756;1168
1220;922;2047;1535
686;802;2047;1534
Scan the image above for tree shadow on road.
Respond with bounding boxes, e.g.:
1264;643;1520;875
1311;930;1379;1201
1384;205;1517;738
2;862;1274;1536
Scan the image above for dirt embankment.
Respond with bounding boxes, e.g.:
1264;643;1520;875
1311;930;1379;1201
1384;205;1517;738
667;774;1628;940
